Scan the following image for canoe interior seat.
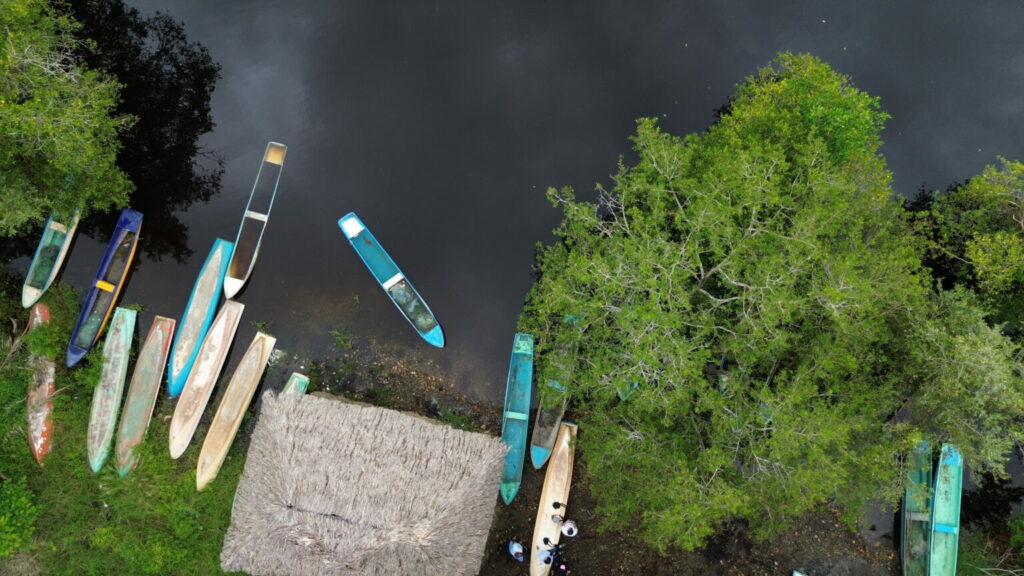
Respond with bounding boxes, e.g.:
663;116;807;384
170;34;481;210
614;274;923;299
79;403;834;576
933;522;959;534
506;411;528;421
908;512;930;521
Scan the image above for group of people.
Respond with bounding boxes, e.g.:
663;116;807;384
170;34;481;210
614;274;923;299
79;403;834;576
507;502;578;575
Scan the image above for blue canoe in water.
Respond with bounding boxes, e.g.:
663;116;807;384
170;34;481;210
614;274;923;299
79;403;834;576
500;332;534;504
67;209;143;367
929;443;963;576
337;212;444;347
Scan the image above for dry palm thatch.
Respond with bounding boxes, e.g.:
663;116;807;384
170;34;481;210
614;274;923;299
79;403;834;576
221;392;507;576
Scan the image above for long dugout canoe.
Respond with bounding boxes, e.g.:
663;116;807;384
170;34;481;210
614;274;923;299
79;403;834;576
530;380;567;469
500;332;534;504
22;211;80;308
26;303;56;464
901;441;932;576
87;307;137;473
929;443;963;576
530;422;578;576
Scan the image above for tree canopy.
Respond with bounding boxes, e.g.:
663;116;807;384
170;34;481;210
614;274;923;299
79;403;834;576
520;53;1024;551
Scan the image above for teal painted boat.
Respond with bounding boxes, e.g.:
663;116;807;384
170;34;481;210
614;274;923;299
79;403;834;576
86;307;137;473
224;142;287;299
22;211;80;308
901;441;932;576
929;443;963;576
282;372;309;395
337;212;444;347
167;238;233;397
500;333;534;504
530;380;567;469
115;316;175;477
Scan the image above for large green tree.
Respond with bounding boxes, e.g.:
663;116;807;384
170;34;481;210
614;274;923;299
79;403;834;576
521;53;1024;551
0;0;132;236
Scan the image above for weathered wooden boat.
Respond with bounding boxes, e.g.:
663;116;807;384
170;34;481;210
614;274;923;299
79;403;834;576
530;380;567;469
167;238;233;397
500;332;534;504
196;332;276;490
224;142;287;299
26;303;56;465
530;422;577;576
114;316;175;477
66;208;143;367
22;211;80;308
901;441;932;576
337;212;444;347
86;307;137;473
282;372;309;395
168;300;244;459
929;443;963;576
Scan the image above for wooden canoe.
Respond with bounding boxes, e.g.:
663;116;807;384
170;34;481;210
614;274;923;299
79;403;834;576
114;315;175;477
67;209;143;367
337;212;444;347
87;307;137;473
530;380;567;469
282;372;309;395
26;303;55;465
901;441;932;576
530;422;577;576
167;238;233;397
22;211;80;308
168;300;244;459
500;333;534;504
224;142;287;299
928;443;963;576
196;332;276;490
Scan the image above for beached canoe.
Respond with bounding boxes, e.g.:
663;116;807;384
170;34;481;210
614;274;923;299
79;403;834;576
67;209;143;367
87;307;137;473
337;212;444;348
26;303;56;465
282;372;309;395
530;422;577;576
196;332;276;490
901;441;932;576
114;315;175;477
929;443;963;576
22;211;80;308
530;380;567;469
167;238;233;397
169;300;244;459
224;142;287;299
500;332;534;504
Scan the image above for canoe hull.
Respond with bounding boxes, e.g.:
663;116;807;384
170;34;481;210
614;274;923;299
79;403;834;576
500;333;534;504
928;444;963;576
530;380;567;469
87;307;137;473
530;422;577;576
901;441;932;576
26;304;55;464
115;316;175;477
282;372;309;395
22;211;80;308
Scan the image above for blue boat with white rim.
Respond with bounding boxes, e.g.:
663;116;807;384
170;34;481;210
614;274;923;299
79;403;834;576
337;212;444;347
500;332;534;504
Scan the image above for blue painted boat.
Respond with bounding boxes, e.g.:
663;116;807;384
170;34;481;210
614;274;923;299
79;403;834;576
224;142;287;299
530;380;567;469
500;333;534;504
67;209;143;367
901;441;932;576
22;211;80;308
167;238;234;397
337;212;444;347
928;443;963;576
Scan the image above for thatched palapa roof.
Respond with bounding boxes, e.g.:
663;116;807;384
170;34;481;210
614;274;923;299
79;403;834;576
220;392;507;576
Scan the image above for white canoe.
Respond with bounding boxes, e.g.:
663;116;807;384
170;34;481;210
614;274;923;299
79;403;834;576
530;422;578;576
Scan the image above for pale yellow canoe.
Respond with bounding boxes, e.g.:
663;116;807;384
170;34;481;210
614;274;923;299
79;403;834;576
168;300;244;459
196;332;276;490
530;422;577;576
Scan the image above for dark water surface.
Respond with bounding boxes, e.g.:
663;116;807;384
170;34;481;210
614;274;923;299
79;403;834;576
29;1;1024;404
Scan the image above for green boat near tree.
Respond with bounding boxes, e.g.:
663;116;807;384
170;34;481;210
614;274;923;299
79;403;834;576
901;441;932;576
22;211;80;308
929;443;963;576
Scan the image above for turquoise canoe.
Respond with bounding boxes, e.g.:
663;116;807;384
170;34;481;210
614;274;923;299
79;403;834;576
22;211;80;308
929;443;963;576
337;212;444;347
67;209;143;367
902;441;932;576
86;307;137;473
500;333;534;504
530;380;567;469
224;142;287;299
167;238;233;397
115;316;175;477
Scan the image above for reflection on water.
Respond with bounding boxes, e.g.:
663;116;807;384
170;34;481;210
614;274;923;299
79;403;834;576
388;279;437;333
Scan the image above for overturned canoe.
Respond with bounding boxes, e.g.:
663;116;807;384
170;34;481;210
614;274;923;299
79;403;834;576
169;300;244;459
500;333;534;504
224;142;287;299
22;211;80;308
337;212;444;347
87;307;137;473
196;332;276;490
530;380;568;469
281;372;309;395
901;441;932;576
115;316;175;477
168;238;233;397
530;422;578;576
26;303;56;465
929;443;963;576
67;209;142;367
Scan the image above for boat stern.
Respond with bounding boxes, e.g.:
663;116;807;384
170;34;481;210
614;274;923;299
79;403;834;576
531;445;551;469
223;277;245;300
421;324;445;348
500;481;520;505
66;344;88;368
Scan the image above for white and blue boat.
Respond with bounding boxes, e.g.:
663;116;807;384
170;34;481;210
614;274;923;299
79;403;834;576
500;333;534;504
337;212;444;347
22;210;80;308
